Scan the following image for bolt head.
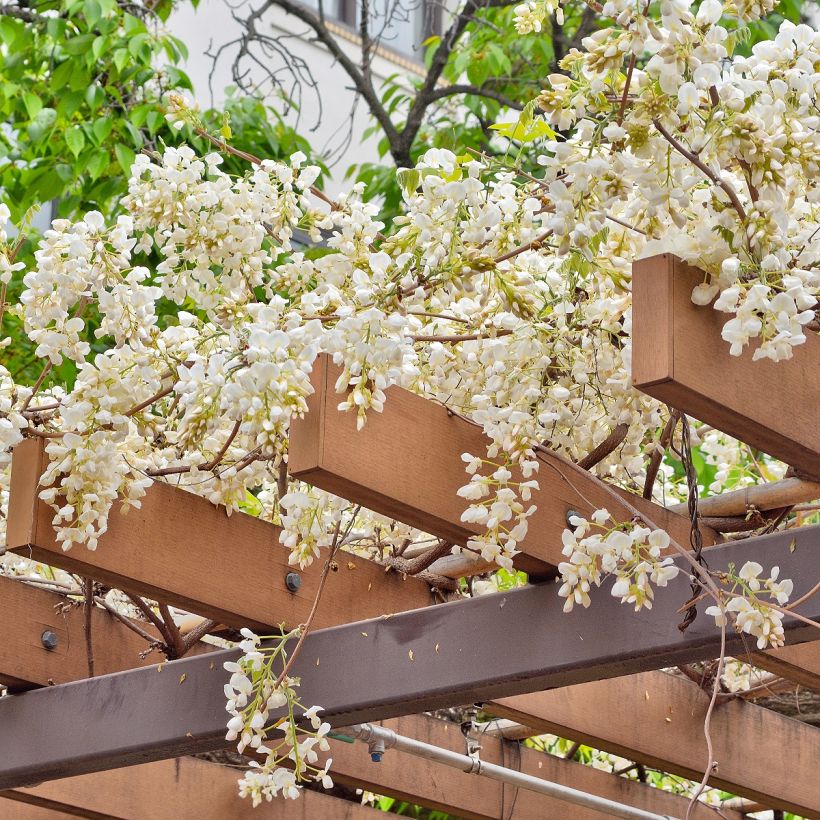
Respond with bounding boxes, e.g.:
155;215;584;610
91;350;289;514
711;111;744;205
565;509;582;527
41;630;59;650
370;752;383;763
285;571;301;593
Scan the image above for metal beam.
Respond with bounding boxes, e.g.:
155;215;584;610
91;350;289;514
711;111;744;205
632;254;820;478
288;355;718;577
0;526;816;793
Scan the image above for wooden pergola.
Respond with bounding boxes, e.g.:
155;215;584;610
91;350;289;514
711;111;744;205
1;255;818;818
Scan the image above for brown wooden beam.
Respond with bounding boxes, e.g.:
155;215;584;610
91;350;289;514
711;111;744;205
488;669;820;816
0;575;161;691
0;577;808;814
5;721;738;820
1;758;381;820
0;526;817;798
3;477;815;694
632;254;820;478
7;438;433;633
755;641;820;690
289;355;718;577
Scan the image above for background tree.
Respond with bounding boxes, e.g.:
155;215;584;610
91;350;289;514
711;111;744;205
0;0;321;222
224;0;811;215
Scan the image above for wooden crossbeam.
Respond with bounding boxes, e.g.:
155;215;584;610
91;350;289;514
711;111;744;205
0;575;160;691
5;444;817;692
632;254;820;478
7;438;433;632
488;669;820;816
0;526;816;794
6;438;820;688
1;757;382;820
289;355;718;577
0;577;811;813
3;720;738;820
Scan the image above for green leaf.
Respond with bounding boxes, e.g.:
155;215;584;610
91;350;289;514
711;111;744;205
113;47;129;74
92;116;114;145
83;0;102;27
27;107;57;142
85;149;109;180
114;142;135;175
85;84;104;111
51;59;75;90
22;92;42;119
92;35;108;61
146;109;164;135
65;127;86;158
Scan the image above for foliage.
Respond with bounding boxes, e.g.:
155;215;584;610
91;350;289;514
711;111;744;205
0;0;322;222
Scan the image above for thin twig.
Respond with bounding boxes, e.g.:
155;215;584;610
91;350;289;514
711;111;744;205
653;119;747;224
410;329;513;344
273;506;362;689
686;620;726;819
83;578;95;677
94;595;159;645
204;418;242;471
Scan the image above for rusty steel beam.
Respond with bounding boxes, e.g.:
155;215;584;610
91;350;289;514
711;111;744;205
0;525;816;795
632;254;820;479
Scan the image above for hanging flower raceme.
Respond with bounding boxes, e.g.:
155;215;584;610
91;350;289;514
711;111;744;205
224;629;333;805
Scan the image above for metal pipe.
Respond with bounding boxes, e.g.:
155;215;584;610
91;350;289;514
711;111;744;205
344;723;674;820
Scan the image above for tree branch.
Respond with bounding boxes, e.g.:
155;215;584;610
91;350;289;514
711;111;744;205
426;83;524;110
260;0;401;152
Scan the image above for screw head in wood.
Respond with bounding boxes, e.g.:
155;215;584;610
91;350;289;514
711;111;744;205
41;630;59;650
285;572;301;593
565;509;581;527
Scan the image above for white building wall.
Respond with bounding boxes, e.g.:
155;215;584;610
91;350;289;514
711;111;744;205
169;0;430;192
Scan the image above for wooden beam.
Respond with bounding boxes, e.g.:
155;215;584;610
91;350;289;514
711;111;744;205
632;254;820;478
7;438;433;632
2;758;381;820
289;355;718;577
4;500;816;695
5;722;738;820
488;669;820;816
0;575;161;691
756;641;820;690
0;578;806;815
0;526;816;793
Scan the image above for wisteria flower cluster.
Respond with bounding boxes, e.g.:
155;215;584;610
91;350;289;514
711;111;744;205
0;1;816;804
706;561;794;649
225;628;333;804
527;2;819;362
557;509;680;612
